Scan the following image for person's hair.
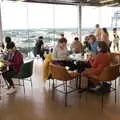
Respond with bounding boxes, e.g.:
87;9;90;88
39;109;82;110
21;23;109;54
74;37;79;41
88;34;96;41
113;28;117;31
96;24;99;28
5;36;11;44
102;28;109;36
38;36;43;40
98;41;108;53
58;38;66;43
60;33;64;37
6;42;15;49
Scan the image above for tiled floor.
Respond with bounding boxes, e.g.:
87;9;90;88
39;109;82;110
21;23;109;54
0;58;120;120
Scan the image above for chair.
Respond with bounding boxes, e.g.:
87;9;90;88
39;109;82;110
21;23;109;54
13;60;33;87
43;54;52;79
89;64;120;83
43;54;53;87
110;52;120;85
50;63;80;106
88;64;120;107
111;53;120;65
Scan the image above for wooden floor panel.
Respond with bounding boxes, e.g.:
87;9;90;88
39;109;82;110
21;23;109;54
0;59;120;120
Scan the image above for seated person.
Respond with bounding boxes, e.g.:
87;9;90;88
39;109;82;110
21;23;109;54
88;34;99;54
83;36;90;49
52;38;76;70
70;37;83;53
52;38;68;66
80;41;112;89
2;42;23;94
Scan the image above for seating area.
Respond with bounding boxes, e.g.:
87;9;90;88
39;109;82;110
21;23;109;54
50;63;80;106
13;60;33;90
0;52;120;120
1;0;120;120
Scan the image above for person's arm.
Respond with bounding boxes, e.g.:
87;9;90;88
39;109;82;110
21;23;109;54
82;64;103;76
89;54;99;67
82;54;102;76
9;53;23;66
88;53;97;66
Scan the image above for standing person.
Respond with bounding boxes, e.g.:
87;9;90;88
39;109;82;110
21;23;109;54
34;36;44;60
95;24;101;41
3;36;12;60
5;36;11;47
113;28;119;51
101;28;111;51
2;42;23;94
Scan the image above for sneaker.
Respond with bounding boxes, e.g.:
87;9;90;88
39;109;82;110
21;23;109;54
103;82;111;88
88;85;101;92
6;87;16;95
97;84;111;94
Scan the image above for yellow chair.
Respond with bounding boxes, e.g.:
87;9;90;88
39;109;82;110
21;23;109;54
43;54;52;82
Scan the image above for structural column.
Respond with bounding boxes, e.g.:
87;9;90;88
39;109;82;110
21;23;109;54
78;2;82;41
0;1;3;44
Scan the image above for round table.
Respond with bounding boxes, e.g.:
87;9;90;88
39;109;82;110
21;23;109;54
69;53;88;61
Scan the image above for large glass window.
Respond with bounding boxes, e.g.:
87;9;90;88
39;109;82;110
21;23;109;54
1;1;29;58
1;2;79;58
54;4;78;49
81;6;100;41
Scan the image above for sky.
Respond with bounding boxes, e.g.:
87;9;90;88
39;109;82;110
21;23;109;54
1;1;120;30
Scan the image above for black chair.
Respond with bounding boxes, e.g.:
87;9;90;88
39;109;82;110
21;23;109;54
13;60;33;87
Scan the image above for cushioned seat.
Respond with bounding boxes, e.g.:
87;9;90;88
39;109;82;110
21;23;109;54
43;54;52;81
13;60;33;88
50;63;80;106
